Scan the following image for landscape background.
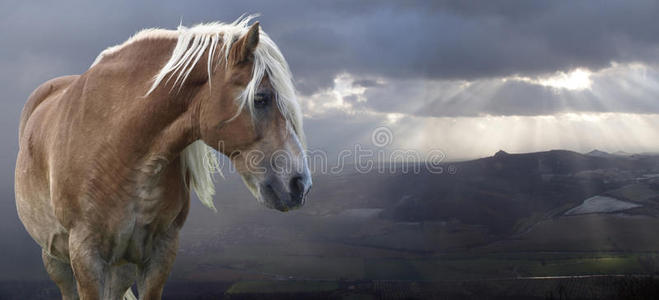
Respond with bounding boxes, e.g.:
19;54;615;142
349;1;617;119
6;149;659;298
3;1;659;299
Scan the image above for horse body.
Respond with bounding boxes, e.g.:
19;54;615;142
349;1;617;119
16;16;310;299
17;37;192;299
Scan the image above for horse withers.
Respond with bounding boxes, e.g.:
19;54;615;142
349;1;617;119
15;16;311;299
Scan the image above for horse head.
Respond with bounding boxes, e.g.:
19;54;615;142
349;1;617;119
194;21;312;211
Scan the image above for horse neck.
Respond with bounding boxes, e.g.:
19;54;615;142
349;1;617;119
92;37;205;165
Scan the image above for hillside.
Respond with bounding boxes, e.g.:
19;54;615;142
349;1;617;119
161;149;659;285
8;149;659;298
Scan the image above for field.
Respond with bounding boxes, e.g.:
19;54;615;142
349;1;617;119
5;276;659;300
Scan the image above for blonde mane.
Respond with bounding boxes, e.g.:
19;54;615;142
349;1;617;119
92;15;303;211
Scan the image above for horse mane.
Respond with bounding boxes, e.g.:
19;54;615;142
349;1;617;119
91;15;304;211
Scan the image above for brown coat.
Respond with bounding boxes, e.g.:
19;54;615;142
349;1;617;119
15;20;310;300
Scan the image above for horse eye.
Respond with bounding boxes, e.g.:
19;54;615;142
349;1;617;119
254;92;271;108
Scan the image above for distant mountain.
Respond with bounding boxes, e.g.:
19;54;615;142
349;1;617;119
306;149;659;237
179;149;659;257
493;149;510;157
586;149;613;157
613;150;632;156
171;149;659;282
586;149;636;157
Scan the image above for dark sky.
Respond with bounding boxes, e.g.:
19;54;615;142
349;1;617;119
2;1;659;277
1;1;658;160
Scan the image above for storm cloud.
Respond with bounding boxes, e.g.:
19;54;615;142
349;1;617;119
2;1;659;95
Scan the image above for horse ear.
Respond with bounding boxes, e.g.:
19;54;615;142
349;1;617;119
234;22;260;63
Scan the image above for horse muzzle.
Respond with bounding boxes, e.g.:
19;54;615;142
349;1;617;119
260;171;312;212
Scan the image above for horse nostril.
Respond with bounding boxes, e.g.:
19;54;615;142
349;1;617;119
289;175;305;203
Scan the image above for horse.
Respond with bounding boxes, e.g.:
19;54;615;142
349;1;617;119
15;15;311;299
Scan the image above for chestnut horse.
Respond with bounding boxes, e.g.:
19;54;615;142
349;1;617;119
15;16;311;299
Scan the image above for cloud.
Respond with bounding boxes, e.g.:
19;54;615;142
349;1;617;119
2;1;659;168
301;63;659;119
2;1;659;95
302;106;659;161
390;112;659;160
279;0;659;92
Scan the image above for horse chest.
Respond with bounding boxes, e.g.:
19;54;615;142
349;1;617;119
134;185;165;222
100;191;164;264
119;159;184;263
132;155;178;223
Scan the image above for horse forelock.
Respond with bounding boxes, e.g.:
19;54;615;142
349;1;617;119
90;15;303;211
